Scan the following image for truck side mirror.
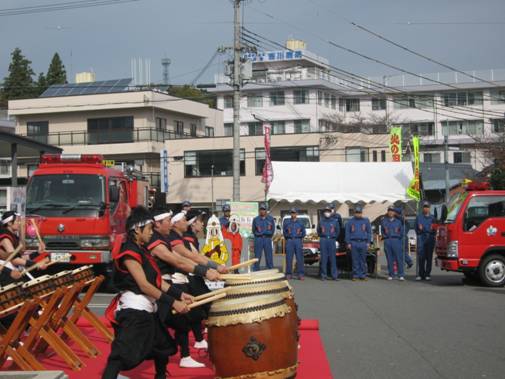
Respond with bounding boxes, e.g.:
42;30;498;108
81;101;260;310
312;224;315;229
109;185;119;203
441;205;448;222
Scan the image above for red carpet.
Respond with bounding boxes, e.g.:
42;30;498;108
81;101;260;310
2;318;333;378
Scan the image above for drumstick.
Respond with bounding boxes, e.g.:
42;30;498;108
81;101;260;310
19;254;69;276
228;258;258;271
193;287;228;302
172;292;226;314
0;244;24;270
219;274;252;280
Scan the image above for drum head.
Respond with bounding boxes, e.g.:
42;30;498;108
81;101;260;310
225;272;286;286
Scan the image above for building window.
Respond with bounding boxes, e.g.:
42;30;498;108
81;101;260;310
247;94;263;108
0;189;6;212
271;121;285;135
442;120;484;136
339;98;360;112
453;151;471;164
402;122;435;137
372;98;387;111
87;116;133;144
490;89;505;105
248;122;263;136
443;91;483;107
175;121;184;136
224;123;233;137
293;89;309;104
27;121;49;144
381;150;386;162
255;146;319;175
294;119;310;134
190;123;197;137
156;117;167;131
317;91;323;106
330;95;337;109
393;95;433;109
184;149;245;177
324;93;330;108
346;147;369;162
423;152;441;163
0;160;10;176
372;151;378;162
224;96;233;109
491;119;505;133
205;126;214;137
269;91;285;106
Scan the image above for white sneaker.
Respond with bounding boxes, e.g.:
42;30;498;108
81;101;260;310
425;276;431;281
194;339;208;349
399;277;405;281
415;276;422;281
387;276;393;280
180;356;205;368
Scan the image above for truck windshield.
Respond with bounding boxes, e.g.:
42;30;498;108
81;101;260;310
445;192;468;223
27;174;105;217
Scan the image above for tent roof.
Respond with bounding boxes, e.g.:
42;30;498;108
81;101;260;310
267;161;414;203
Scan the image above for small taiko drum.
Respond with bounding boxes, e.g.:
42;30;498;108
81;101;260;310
208;294;298;379
22;275;57;298
71;266;95;283
0;282;26;313
52;270;74;287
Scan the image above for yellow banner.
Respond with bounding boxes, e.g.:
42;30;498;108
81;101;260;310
102;159;115;167
407;136;421;201
389;127;402;162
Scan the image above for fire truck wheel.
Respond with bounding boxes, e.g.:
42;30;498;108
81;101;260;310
479;254;505;287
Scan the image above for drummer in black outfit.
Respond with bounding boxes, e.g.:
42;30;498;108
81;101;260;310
102;206;192;379
147;209;220;368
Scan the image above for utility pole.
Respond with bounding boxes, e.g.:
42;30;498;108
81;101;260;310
444;135;450;203
232;0;242;201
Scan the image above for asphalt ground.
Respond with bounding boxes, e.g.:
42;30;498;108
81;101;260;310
89;257;505;379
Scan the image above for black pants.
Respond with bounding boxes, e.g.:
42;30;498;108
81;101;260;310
102;308;176;379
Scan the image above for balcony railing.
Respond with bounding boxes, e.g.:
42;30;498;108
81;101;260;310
25;128;195;146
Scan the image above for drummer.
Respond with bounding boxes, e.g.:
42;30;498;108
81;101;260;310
102;206;192;379
0;211;49;281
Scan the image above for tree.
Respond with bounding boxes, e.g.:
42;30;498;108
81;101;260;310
36;72;48;96
167;85;216;108
1;48;36;103
46;53;67;86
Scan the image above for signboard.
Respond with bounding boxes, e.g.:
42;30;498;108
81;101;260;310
229;201;258;239
102;159;115;168
389;127;402;162
160;149;168;193
407;136;421;201
243;50;303;63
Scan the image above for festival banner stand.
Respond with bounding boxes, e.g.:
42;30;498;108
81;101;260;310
229;201;259;267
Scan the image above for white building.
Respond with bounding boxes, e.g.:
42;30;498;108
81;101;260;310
210;40;505;170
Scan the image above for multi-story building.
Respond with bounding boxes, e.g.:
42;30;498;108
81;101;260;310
8;80;223;189
210;40;505;171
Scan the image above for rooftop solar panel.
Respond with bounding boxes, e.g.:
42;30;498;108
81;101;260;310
39;78;132;98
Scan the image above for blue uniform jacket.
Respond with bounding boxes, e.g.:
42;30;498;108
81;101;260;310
219;216;230;228
317;217;340;239
252;215;275;237
415;214;436;237
283;218;306;239
381;217;404;239
345;217;372;244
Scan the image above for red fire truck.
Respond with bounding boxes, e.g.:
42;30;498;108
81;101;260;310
25;154;150;282
435;182;505;287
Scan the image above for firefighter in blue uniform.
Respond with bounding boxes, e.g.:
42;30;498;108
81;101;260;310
283;208;306;280
345;205;372;281
381;206;405;281
415;201;436;281
394;207;413;269
252;203;275;271
317;205;340;280
219;204;231;229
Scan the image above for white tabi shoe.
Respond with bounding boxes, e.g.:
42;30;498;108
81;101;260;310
180;356;205;368
194;339;208;349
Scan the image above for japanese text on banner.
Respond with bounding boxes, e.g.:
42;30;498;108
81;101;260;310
389;127;402;162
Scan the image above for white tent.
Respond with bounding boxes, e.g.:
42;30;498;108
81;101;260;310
267;161;414;203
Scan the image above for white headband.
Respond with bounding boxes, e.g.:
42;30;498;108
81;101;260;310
171;212;186;225
154;211;173;221
129;219;153;230
1;213;19;225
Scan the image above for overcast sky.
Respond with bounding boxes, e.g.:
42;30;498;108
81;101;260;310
1;0;505;85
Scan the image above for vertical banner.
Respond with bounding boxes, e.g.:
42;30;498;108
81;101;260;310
261;123;273;194
160;148;169;193
389;127;402;162
407;136;421;201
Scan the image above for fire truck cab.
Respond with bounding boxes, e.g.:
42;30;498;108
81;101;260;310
436;184;505;287
25;154;150;281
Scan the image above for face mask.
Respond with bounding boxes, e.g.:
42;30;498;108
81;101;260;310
324;211;331;218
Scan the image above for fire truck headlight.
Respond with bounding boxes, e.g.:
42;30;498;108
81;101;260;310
447;240;459;258
80;237;110;249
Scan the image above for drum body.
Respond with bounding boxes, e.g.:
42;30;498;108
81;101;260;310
52;270;73;287
22;275;56;298
208;294;297;379
71;266;94;283
0;283;25;312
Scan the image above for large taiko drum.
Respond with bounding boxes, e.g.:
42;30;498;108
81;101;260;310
208;294;298;379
